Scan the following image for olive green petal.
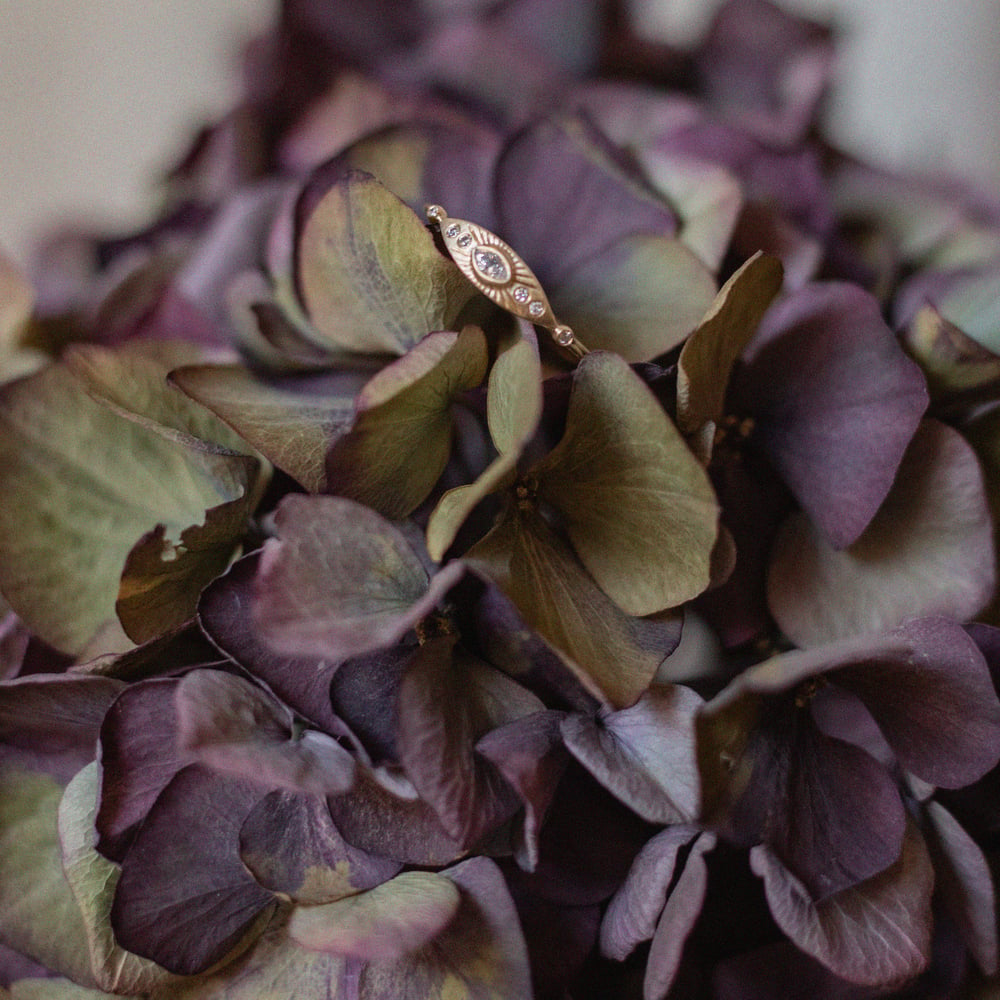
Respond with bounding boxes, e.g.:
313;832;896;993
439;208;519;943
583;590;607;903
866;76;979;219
536;352;719;616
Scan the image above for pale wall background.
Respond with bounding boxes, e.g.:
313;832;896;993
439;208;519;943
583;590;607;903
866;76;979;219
1;0;999;266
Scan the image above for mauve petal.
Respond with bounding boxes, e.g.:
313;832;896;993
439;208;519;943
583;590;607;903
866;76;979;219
111;765;276;975
307;119;502;230
329;644;414;763
240;789;399;904
176;669;356;795
644;831;716;1000
496;113;676;290
731;282;928;548
199;552;342;733
326;764;465;867
561;684;702;825
253;494;457;663
464;571;600;713
599;824;702;961
96;678;192;862
397;638;537;845
767;421;995;646
0;674;122;783
829;617;1000;789
700;684;906;899
475;709;570;871
657;121;832;236
696;0;834;145
751;821;934;987
924;801;998;976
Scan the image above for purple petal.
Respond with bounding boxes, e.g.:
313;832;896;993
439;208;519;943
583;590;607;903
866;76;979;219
328;644;414;763
599;825;702;960
644;831;716;1000
697;0;834;145
0;674;122;782
925;801;998;976
475;710;570;871
561;684;702;824
828;617;1000;789
751;822;934;987
316;119;502;230
496;113;676;290
96;678;191;862
253;494;460;662
326;765;465;867
240;790;399;904
465;571;600;713
731;282;928;548
199;551;342;733
111;765;275;975
699;681;906;899
768;420;995;646
396;637;537;845
175;669;356;795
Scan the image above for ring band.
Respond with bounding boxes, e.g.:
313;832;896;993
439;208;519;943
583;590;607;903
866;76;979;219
426;204;589;361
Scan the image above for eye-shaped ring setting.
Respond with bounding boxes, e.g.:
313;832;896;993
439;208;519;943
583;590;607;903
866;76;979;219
426;204;588;361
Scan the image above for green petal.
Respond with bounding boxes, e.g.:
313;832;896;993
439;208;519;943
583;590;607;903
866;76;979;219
147;921;345;1000
639;150;743;272
0;360;260;654
550;235;717;362
289;872;461;960
6;981;135;1000
171;364;364;493
0;767;93;987
57;764;182;995
677;252;784;437
297;172;476;355
326;326;488;519
505;510;679;709
426;324;541;560
536;352;719;616
901;305;1000;406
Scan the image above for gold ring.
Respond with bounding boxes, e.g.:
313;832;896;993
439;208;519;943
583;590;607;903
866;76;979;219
426;204;589;362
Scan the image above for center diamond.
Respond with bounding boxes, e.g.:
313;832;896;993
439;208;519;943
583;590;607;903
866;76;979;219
472;247;511;283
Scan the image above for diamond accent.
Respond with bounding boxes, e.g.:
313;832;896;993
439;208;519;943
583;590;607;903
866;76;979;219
512;286;530;304
445;223;461;238
472;248;511;283
529;301;545;318
554;326;575;346
457;234;472;248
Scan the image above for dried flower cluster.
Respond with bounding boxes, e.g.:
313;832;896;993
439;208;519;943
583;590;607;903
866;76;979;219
2;1;1000;998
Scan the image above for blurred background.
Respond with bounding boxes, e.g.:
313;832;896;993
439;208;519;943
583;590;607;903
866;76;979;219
1;0;998;265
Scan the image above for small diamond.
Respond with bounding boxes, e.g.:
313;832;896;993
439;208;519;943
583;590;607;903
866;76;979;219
529;301;545;318
426;204;445;222
512;286;530;304
554;326;575;346
473;248;511;283
445;223;461;238
457;234;472;248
